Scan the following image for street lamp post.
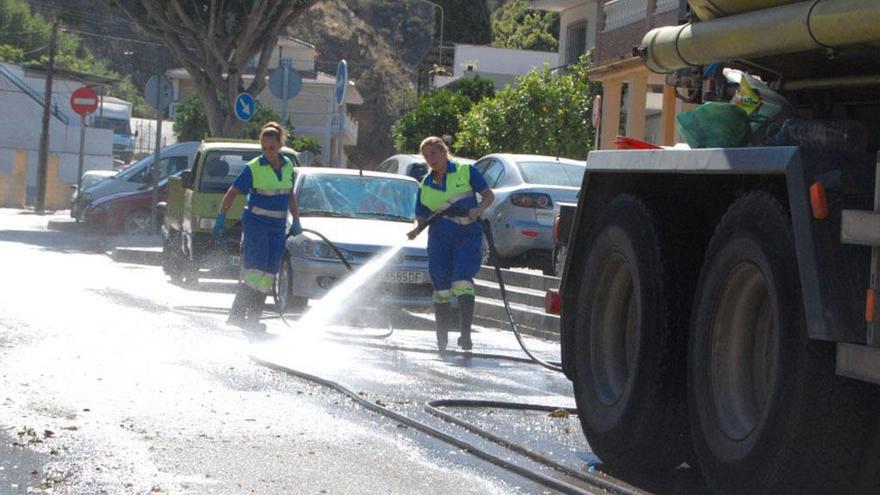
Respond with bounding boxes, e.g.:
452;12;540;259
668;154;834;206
418;0;445;69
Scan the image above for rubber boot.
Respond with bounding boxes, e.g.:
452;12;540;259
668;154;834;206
457;294;474;351
227;283;250;327
434;303;452;352
244;288;268;332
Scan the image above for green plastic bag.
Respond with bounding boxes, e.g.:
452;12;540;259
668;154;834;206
676;102;752;148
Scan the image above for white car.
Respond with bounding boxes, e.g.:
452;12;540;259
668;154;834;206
275;168;432;312
376;153;474;181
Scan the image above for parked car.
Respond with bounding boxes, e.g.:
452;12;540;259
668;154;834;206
473;154;586;274
72;141;200;220
276;167;431;312
80;172;179;235
162;142;300;285
376;153;474;181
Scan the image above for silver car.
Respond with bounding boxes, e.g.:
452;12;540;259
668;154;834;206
474;154;585;274
376;153;474;181
275;168;432;312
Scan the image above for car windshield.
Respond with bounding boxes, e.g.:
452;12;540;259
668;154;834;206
297;174;417;222
81;173;114;190
517;161;585;187
198;150;298;193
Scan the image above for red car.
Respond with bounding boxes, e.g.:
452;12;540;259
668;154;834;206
80;181;168;235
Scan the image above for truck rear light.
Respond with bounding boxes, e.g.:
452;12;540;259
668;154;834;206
511;192;553;209
867;288;876;322
521;230;538;238
810;181;828;220
545;289;561;315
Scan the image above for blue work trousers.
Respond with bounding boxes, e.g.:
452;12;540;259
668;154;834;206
240;210;286;294
427;220;482;302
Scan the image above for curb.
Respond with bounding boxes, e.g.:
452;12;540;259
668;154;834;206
111;247;163;266
47;218;80;232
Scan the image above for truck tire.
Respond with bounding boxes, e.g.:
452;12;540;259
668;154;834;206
572;194;690;471
688;191;874;495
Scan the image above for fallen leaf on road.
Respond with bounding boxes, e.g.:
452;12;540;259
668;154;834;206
548;409;570;418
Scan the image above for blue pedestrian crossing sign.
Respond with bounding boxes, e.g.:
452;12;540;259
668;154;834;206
234;93;256;122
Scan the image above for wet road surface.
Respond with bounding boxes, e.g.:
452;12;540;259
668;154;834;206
0;209;709;494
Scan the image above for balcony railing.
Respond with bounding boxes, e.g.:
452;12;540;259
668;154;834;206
603;0;647;31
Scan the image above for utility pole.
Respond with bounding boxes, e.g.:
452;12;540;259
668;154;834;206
35;19;59;214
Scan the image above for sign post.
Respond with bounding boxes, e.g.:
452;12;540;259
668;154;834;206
334;60;348;168
268;58;302;129
70;86;99;198
144;74;173;234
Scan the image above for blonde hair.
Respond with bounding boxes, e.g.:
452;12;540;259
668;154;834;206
419;136;449;155
260;121;285;144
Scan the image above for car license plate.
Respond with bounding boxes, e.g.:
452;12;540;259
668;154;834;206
382;270;424;284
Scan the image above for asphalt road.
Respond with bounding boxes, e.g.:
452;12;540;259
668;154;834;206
0;209;709;494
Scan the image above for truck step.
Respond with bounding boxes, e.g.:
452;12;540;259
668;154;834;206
476;265;559;292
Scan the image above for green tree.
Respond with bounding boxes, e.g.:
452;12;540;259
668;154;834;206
455;75;495;103
391;90;472;152
113;1;316;138
492;0;559;52
455;57;600;158
173;93;280;141
288;135;322;155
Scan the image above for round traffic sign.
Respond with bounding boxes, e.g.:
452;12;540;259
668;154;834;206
145;75;174;111
268;64;302;101
335;59;348;106
234;93;256;122
70;86;98;116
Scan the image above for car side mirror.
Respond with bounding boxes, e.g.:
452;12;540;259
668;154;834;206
181;170;194;189
156;201;167;212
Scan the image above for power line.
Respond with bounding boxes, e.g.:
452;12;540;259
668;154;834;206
60;28;164;47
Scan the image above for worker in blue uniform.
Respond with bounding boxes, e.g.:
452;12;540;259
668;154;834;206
213;122;303;331
409;136;494;351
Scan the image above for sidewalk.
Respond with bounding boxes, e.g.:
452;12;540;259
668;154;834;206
41;208;162;265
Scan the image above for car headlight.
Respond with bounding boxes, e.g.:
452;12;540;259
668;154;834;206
295;239;354;261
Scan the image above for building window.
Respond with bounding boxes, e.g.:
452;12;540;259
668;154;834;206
565;20;588;66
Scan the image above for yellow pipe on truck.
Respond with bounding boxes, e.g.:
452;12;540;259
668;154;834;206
641;0;880;73
688;0;803;20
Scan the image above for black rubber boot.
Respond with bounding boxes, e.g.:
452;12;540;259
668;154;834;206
244;288;268;332
227;283;250;327
434;302;452;352
457;294;474;351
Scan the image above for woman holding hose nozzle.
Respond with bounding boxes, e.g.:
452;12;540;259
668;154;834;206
408;137;494;351
213;122;303;332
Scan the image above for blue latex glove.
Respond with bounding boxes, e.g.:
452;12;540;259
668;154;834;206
288;216;303;237
212;213;226;237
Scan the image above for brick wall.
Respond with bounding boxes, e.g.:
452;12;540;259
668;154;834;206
596;0;685;67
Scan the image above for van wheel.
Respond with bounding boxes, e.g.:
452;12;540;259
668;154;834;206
274;257;307;312
688;191;874;494
572;194;690;471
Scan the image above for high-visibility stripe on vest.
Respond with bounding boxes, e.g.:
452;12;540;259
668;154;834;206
246;156;294;219
419;162;475;214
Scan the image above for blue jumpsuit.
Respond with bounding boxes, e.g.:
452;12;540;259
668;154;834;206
232;155;294;294
415;161;490;303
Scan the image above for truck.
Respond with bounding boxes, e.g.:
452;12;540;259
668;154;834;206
549;1;880;494
162;141;299;285
90;96;135;163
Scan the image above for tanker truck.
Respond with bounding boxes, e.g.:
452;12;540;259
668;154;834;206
552;1;880;493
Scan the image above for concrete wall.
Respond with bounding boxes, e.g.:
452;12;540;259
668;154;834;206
0;67;114;202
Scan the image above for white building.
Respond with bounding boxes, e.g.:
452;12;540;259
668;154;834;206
166;37;363;167
433;44;559;90
0;62;114;201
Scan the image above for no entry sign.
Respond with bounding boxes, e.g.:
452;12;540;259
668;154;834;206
70;86;99;116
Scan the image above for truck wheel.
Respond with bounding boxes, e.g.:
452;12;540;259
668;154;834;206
689;191;873;494
274;257;307;312
572;194;690;471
